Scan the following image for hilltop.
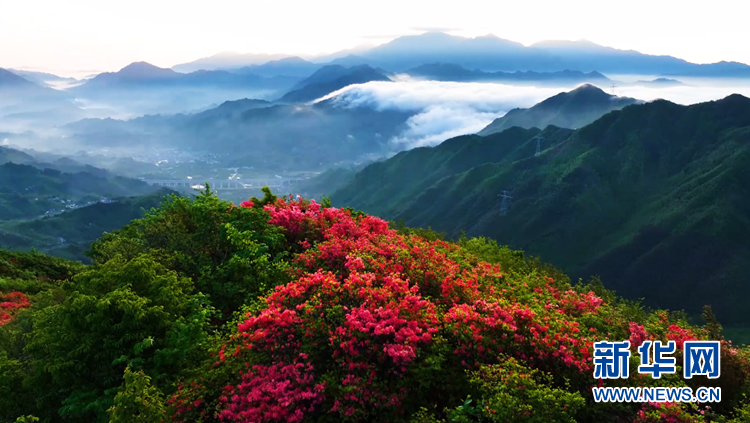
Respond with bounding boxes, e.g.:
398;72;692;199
478;84;641;135
277;64;391;103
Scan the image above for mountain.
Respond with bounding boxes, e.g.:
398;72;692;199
171;52;292;72
478;84;641;135
663;61;750;78
296;166;359;200
0;160;162;224
7;69;78;87
233;56;322;78
0;146;37;165
405;63;610;84
73;62;298;90
59;95;413;171
308;32;750;76
332;94;750;325
0;68;69;100
68;62;300;116
635;77;684;87
277;64;391;103
0;188;172;262
0;68;82;127
188;98;273;121
332;125;573;219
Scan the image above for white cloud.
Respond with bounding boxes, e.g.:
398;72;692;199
614;82;750;106
318;79;572;148
317;78;750;149
390;106;499;148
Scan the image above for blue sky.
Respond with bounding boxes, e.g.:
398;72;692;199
2;0;748;75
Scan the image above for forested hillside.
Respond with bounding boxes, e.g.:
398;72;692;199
332;94;750;325
1;189;749;423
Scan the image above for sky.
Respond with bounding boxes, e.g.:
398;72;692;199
1;0;749;76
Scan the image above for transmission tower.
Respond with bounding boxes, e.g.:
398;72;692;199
498;190;513;215
535;135;542;157
611;83;617;95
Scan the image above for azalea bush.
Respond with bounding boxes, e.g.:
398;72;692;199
0;291;31;325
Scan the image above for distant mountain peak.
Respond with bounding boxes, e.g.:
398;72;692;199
478;85;640;136
570;83;606;93
0;67;35;86
117;62;177;78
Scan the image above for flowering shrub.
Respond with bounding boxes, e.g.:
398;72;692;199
161;195;750;423
172;197;610;422
218;358;325;423
0;291;31;325
634;402;703;423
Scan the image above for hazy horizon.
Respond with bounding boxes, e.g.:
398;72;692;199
2;0;749;76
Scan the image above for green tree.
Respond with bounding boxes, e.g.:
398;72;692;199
24;255;210;422
87;188;289;317
107;367;167;423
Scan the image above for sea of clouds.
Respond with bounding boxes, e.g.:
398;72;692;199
317;77;750;149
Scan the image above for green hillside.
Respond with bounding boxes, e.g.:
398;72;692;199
0;189;173;262
332;94;750;325
477;84;641;135
0;162;160;220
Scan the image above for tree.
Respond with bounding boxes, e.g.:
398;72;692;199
24;255;210;422
108;367;167;423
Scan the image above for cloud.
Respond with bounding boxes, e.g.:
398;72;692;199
613;82;750;106
390;106;500;148
316;78;750;150
317;79;576;148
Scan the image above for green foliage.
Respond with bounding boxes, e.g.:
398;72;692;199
447;358;585;423
0;190;172;263
23;254;210;422
249;186;277;207
87;188;290;317
392;219;446;241
409;407;446;423
108;367;167;423
703;305;724;341
0;249;84;282
14;416;39;423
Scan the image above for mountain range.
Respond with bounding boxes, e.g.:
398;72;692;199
405;63;610;84
172;32;750;77
0;68;91;129
56;93;412;171
331;93;750;325
65;62;302;116
478;84;641;135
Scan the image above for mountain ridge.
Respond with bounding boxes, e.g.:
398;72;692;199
478;84;641;135
331;93;750;324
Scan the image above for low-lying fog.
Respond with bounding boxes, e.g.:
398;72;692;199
320;77;750;149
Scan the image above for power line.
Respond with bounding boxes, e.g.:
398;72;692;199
498;190;513;215
535;135;542;157
611;83;617;95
